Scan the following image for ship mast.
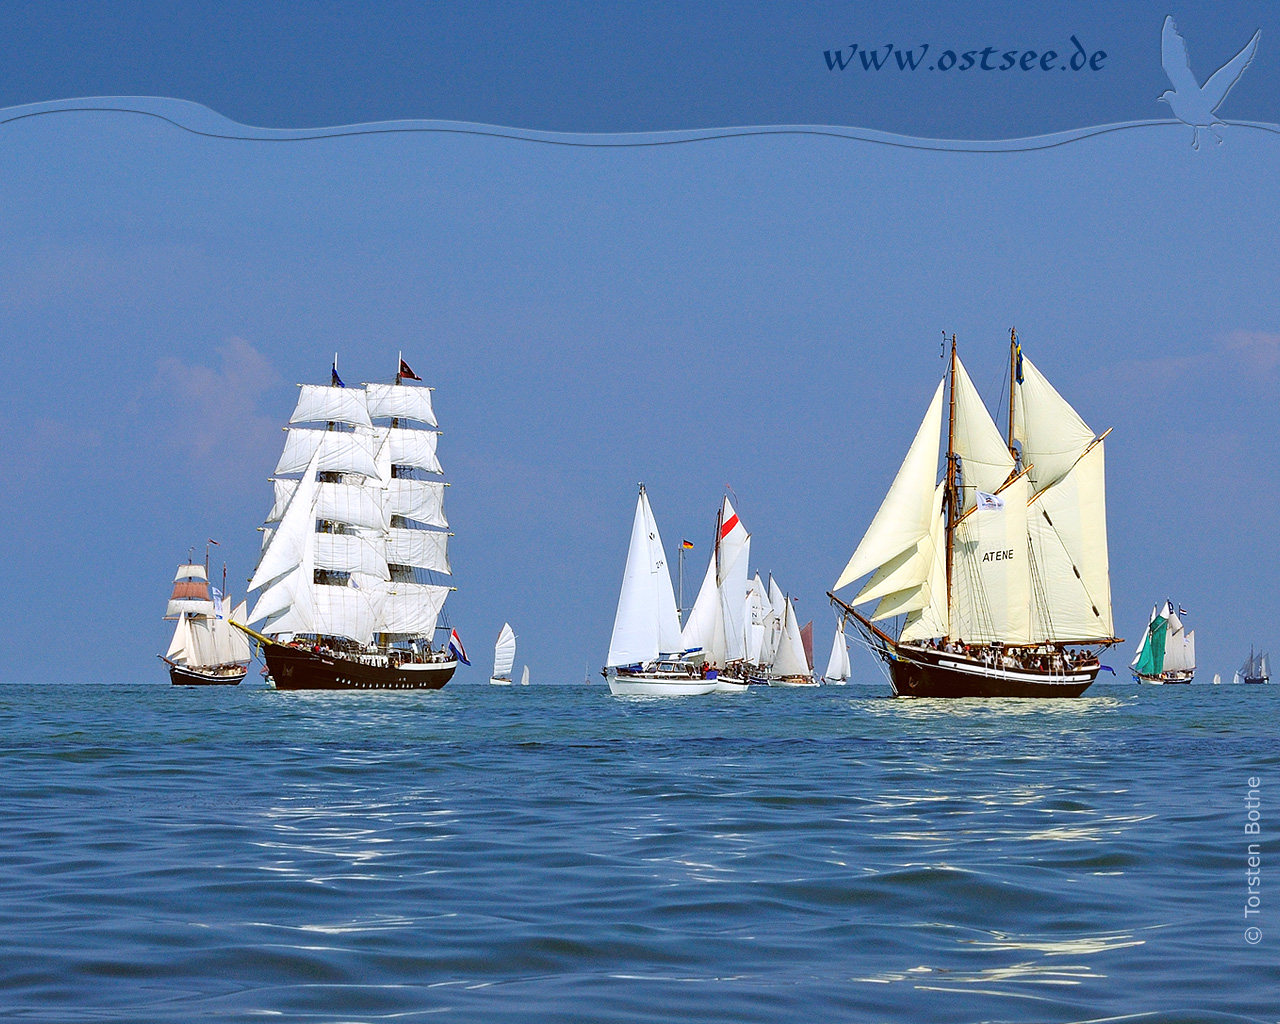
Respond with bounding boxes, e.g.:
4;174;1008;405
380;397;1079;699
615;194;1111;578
943;333;957;636
1007;327;1018;463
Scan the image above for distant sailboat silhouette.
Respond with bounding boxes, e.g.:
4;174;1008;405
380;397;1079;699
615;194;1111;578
1159;15;1260;149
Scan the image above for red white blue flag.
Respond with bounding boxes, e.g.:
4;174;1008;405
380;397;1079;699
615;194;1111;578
448;629;469;665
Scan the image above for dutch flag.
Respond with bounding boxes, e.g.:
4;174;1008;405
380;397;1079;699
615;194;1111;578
448;629;470;666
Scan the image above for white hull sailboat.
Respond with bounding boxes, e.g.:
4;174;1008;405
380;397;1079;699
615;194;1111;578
604;485;716;696
831;332;1120;698
490;623;516;685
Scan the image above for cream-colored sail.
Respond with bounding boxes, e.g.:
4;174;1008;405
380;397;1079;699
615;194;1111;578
835;380;944;592
949;474;1031;644
1026;442;1112;642
952;354;1015;512
1014;354;1096;494
899;485;949;643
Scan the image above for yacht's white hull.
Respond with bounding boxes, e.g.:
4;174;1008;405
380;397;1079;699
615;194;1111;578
710;676;749;693
606;673;717;696
489;677;513;686
766;676;820;687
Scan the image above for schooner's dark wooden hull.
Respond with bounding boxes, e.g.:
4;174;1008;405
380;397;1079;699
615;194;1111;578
264;643;456;691
168;663;247;686
886;646;1097;698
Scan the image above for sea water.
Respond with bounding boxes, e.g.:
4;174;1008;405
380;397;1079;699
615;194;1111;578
0;680;1275;1023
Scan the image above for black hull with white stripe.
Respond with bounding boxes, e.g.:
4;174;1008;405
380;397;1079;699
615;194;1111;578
168;663;247;686
264;643;457;691
886;645;1097;698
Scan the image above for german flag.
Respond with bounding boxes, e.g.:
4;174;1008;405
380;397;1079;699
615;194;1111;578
681;540;694;549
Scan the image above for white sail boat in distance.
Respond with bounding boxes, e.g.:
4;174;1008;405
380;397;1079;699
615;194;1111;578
603;485;717;696
823;617;851;685
160;554;251;685
830;331;1120;697
520;665;530;686
491;623;516;685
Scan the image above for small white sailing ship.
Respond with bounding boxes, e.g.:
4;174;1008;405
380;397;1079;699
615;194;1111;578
831;332;1119;697
520;665;530;686
761;584;818;686
490;623;516;685
1131;602;1195;684
160;558;251;685
1235;647;1270;684
680;497;753;692
823;617;852;685
239;357;460;689
603;485;716;696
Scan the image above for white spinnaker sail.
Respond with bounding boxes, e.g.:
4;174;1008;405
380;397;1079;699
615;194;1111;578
1014;354;1097;494
835;380;944;592
606;489;681;666
1026;442;1112;642
680;552;726;665
824;619;851;682
948;474;1031;644
952;354;1015;512
364;382;437;426
772;598;810;677
289;384;373;428
493;623;516;679
719;537;750;663
899;485;949;643
275;428;379;478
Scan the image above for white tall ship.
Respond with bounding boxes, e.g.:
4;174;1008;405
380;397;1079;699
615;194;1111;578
603;485;716;696
831;332;1119;697
160;556;251;685
1131;602;1196;684
239;358;459;690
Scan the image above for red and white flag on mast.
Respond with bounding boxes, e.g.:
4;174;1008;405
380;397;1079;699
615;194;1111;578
398;358;422;381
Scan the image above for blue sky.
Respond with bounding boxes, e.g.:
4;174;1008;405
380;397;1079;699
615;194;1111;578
0;4;1276;682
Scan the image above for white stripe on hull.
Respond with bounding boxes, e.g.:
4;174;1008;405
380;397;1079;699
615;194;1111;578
607;676;718;696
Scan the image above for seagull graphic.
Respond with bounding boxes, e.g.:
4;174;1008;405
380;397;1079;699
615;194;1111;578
1159;15;1261;149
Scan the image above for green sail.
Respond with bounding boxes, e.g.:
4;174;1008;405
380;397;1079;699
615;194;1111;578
1135;615;1167;676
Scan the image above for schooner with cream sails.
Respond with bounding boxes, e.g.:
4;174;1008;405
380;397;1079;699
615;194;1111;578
830;332;1119;697
238;357;459;690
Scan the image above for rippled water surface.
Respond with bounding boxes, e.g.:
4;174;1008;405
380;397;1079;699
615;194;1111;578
0;680;1275;1023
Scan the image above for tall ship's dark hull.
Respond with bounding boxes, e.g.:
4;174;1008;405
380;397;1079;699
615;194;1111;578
887;645;1097;698
263;642;456;691
168;662;247;686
